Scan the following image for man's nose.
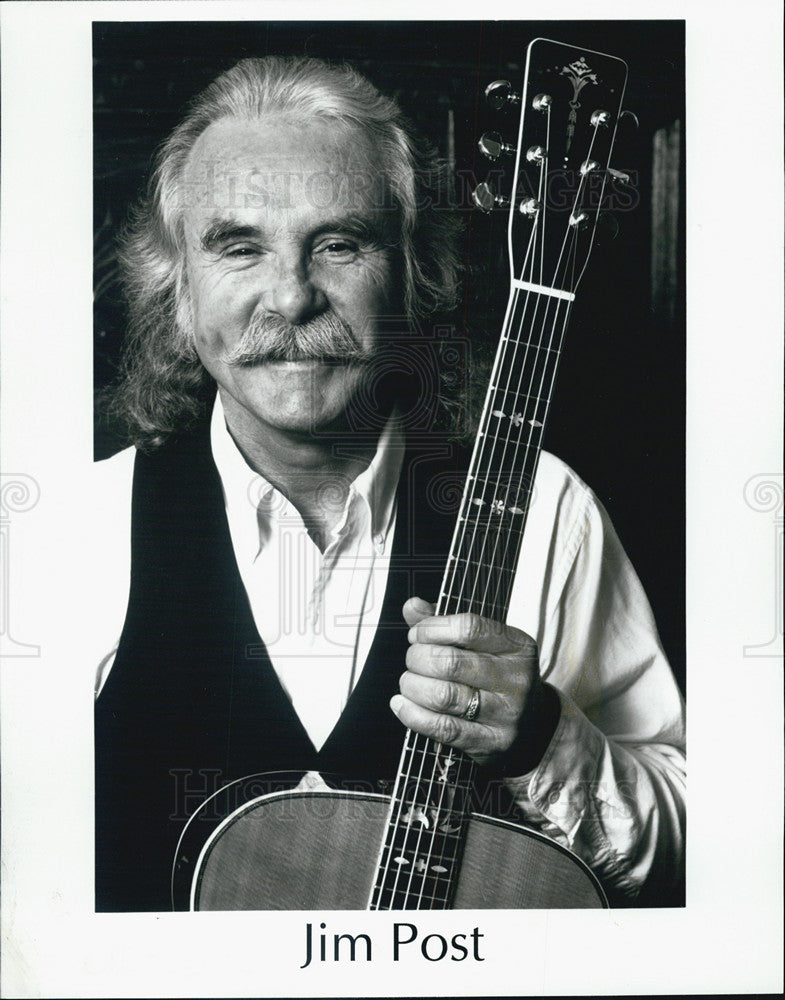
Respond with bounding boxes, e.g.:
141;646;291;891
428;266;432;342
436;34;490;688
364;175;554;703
264;256;327;325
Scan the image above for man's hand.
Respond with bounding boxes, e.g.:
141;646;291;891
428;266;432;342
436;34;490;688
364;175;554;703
390;597;560;773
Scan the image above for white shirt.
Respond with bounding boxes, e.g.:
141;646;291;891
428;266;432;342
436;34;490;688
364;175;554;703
210;397;404;750
91;406;685;901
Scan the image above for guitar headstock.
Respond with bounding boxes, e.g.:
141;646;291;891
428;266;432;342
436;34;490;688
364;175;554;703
474;38;628;299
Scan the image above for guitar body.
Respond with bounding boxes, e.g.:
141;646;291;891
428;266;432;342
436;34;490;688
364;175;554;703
175;783;605;910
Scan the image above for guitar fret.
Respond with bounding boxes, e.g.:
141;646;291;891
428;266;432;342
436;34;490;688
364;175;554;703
499;334;561;355
487;384;549;403
444;556;517;575
374;856;456;879
373;853;460;881
511;277;575;301
459;501;531;522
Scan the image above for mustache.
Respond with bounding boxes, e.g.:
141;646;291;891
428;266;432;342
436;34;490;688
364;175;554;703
224;310;370;367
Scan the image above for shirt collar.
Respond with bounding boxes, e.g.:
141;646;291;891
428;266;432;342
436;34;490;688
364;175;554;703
209;393;404;552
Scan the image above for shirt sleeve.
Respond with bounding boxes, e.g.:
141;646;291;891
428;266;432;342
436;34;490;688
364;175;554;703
90;446;136;697
504;457;686;904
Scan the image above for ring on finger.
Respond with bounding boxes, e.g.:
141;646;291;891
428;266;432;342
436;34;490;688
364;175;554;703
461;686;481;721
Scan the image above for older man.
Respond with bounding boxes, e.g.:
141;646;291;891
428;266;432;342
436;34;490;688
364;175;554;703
93;55;685;911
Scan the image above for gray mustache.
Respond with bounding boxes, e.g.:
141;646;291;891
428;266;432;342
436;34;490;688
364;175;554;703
225;310;369;366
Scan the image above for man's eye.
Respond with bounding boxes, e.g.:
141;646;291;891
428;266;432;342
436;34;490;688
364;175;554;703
317;240;360;257
225;246;260;258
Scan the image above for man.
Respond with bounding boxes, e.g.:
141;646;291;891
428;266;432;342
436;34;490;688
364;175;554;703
93;54;685;911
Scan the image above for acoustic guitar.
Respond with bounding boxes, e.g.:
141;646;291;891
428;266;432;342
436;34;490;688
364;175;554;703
172;37;629;911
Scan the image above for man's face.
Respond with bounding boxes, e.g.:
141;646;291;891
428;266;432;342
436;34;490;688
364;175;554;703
181;114;399;440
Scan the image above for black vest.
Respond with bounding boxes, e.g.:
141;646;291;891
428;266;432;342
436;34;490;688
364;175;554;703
94;422;468;911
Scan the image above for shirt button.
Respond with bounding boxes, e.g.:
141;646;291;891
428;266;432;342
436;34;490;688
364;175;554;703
547;781;564;805
373;532;385;551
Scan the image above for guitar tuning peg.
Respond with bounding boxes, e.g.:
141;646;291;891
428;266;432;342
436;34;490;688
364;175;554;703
607;167;633;186
478;131;516;162
484;79;521;110
472;182;511;214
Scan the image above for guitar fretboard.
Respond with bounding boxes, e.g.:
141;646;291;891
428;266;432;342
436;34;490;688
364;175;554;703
369;38;626;910
369;291;569;910
369;742;474;909
443;288;570;620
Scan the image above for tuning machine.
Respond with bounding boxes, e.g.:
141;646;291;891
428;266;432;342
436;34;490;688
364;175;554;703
607;167;633;186
484;79;521;110
472;182;511;214
478;131;516;162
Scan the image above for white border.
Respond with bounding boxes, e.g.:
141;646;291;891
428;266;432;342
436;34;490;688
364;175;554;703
1;1;783;996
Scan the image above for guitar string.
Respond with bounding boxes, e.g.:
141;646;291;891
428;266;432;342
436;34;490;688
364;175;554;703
482;296;571;620
394;220;541;905
469;122;602;619
432;126;598;858
369;735;420;907
449;288;545;615
480;128;602;617
409;744;455;908
372;737;420;907
445;105;551;618
540;102;551;288
386;108;556;906
394;164;597;912
425;753;477;908
379;199;540;906
384;736;475;908
398;738;446;906
410;746;475;909
429;123;603;884
370;107;604;911
407;739;475;908
437;218;539;619
374;738;455;908
474;293;566;617
375;732;431;906
432;114;605;904
393;257;545;908
462;289;551;616
407;745;458;909
378;162;542;908
414;745;477;908
388;732;463;907
440;253;540;613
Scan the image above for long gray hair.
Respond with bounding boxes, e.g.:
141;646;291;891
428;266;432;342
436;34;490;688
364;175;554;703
107;55;464;449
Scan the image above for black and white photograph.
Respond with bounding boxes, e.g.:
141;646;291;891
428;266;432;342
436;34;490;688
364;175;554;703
0;2;781;997
91;19;685;916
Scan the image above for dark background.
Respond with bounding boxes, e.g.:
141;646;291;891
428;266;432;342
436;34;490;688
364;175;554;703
93;20;685;690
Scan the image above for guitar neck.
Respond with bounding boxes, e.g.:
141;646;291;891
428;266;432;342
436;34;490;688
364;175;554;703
369;37;627;911
368;286;570;912
439;287;570;621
